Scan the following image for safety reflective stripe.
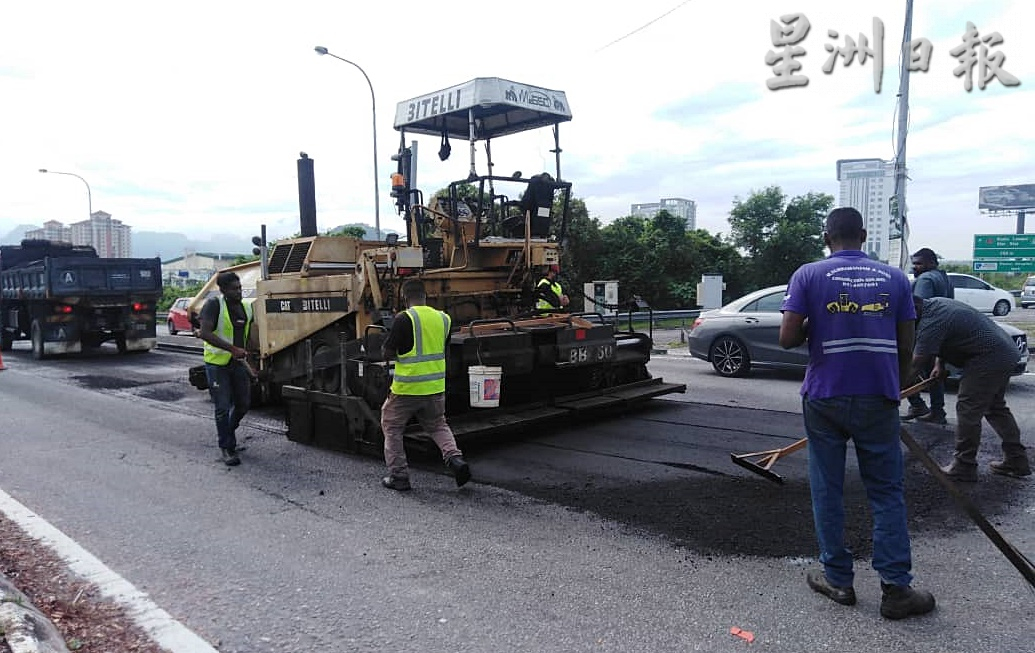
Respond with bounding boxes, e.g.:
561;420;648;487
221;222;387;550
537;279;562;310
391;306;450;395
405;307;447;363
203;298;252;365
821;337;897;355
393;371;447;382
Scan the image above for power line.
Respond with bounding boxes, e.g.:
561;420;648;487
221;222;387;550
595;0;694;53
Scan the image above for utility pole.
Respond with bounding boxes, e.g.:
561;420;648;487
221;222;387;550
891;0;914;270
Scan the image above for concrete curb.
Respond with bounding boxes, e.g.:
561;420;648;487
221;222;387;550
0;573;70;653
0;489;218;653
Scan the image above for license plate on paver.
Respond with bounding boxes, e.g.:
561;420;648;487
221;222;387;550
562;343;615;365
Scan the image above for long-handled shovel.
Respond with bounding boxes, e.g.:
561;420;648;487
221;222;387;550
898;426;1035;589
730;379;932;484
730;378;1035;589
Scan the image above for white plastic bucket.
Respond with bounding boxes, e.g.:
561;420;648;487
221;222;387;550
468;365;502;408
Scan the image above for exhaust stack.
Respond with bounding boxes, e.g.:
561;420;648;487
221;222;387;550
298;152;317;237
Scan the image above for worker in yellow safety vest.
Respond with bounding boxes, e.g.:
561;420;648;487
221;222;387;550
198;271;257;467
379;279;471;491
535;264;569;313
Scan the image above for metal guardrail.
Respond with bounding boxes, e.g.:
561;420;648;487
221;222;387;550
603;309;702;324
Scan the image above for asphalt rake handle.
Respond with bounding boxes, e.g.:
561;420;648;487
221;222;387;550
730;379;933;484
897;426;1035;590
729;377;1035;589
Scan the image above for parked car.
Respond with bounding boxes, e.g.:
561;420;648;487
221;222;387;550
167;297;194;335
687;285;1028;378
947;273;1014;316
1020;275;1035;309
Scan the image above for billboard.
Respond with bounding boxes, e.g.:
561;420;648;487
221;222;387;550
979;184;1035;211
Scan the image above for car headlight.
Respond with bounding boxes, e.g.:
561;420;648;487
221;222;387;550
1015;335;1029;360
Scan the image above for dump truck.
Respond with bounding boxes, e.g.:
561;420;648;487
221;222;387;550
0;239;162;358
230;78;686;453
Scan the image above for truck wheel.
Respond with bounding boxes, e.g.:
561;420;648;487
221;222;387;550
30;320;46;360
116;334;128;354
0;329;12;352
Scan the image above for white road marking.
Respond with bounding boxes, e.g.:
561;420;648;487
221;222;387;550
0;488;218;653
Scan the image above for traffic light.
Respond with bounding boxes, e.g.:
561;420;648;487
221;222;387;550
390;146;412;212
252;224;268;280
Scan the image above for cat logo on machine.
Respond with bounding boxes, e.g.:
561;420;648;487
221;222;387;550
62;271;76;284
264;296;349;313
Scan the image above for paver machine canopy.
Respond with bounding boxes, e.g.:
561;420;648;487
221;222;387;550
389;76;574;298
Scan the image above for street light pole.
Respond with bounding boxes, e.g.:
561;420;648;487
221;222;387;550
39;168;92;221
314;46;381;240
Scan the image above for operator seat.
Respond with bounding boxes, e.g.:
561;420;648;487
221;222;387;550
503;172;554;238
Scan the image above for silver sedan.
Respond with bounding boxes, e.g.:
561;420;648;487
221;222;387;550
687;285;1028;378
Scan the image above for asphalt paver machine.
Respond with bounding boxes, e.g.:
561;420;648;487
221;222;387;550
252;77;685;454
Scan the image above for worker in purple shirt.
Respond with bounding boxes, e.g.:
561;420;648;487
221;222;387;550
779;207;935;620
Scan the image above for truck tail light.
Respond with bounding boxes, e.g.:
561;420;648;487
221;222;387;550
132;302;148;312
54;304;73;314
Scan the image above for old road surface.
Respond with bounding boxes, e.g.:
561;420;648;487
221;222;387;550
0;341;1033;652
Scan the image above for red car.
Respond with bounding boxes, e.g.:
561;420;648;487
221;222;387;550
167;297;194;335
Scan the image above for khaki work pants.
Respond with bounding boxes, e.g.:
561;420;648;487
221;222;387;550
381;392;461;479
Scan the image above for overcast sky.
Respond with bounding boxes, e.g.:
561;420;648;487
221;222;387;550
1;1;1031;260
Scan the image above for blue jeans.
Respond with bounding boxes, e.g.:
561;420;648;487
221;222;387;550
908;364;945;415
803;395;913;588
205;361;252;450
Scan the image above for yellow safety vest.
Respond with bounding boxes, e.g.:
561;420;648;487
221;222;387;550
536;278;563;311
203;298;253;366
391;305;450;395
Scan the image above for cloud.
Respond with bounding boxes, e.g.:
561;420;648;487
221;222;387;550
0;0;1031;263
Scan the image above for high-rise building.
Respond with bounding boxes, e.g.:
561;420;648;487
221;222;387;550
25;211;133;258
630;198;697;230
25;220;71;243
836;158;898;262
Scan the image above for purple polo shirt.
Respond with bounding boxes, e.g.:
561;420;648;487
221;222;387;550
781;250;915;401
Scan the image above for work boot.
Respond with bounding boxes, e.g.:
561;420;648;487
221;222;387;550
446;455;471;487
990;458;1032;478
806;570;857;606
940;460;978;482
221;448;241;467
381;475;412;491
916;411;947;425
880;583;936;620
901;404;930;421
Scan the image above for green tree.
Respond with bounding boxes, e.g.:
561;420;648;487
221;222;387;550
330;225;368;239
554;197;604;310
158;281;205;311
565;209;749;310
728;186;831;289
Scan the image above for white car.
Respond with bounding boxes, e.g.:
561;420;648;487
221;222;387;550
1020;275;1035;309
947;273;1014;316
